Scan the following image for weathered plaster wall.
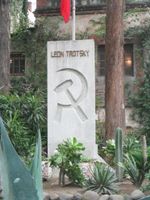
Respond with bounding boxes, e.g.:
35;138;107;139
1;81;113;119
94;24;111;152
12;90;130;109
36;9;150;37
124;8;150;30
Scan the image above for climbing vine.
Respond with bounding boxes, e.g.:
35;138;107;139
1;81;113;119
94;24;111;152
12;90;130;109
11;0;28;33
11;17;63;74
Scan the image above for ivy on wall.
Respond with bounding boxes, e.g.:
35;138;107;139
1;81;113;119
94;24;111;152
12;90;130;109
11;0;28;33
11;17;63;74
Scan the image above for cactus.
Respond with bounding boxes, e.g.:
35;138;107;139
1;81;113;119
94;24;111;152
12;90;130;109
115;127;123;181
142;135;147;164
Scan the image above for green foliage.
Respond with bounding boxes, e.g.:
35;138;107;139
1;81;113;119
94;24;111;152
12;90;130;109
10;72;47;95
120;155;145;187
89;16;106;37
121;144;150;187
130;61;150;139
141;147;150;192
100;132;141;165
96;121;105;147
100;132;150;187
85;162;118;195
31;129;43;200
11;0;29;33
99;139;115;166
123;132;141;157
96;96;102;110
0;88;46;162
49;137;85;186
0;117;43;199
127;136;149;187
142;174;150;192
125;2;150;141
11;17;61;74
22;93;46;131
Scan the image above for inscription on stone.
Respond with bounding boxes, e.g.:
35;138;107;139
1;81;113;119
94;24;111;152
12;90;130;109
51;50;89;58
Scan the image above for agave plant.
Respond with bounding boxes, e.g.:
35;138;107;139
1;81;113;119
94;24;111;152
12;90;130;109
0;116;43;199
121;153;149;187
118;134;150;188
85;162;118;194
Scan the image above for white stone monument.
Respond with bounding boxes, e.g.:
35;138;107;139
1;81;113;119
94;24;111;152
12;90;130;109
47;40;97;158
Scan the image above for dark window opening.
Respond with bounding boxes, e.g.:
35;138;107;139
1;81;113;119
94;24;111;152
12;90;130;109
124;44;134;76
98;44;134;76
10;53;25;76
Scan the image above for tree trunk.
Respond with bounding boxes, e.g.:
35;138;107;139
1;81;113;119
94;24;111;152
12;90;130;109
105;0;125;139
0;0;10;93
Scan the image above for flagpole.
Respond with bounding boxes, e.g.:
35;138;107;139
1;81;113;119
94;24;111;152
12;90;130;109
72;0;76;40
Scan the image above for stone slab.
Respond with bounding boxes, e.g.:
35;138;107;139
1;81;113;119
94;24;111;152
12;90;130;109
47;40;96;158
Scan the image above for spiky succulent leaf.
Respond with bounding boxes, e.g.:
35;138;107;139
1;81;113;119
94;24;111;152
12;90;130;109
86;162;118;194
122;154;145;187
0;116;39;199
30;129;43;200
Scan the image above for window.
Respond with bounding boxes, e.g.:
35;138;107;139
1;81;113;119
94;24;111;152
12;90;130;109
98;44;134;76
124;44;134;76
10;53;25;75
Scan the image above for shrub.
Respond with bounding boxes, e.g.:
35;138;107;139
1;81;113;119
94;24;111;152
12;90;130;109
123;133;141;157
96;121;105;148
0;91;46;161
99;133;141;166
99;132;150;187
10;72;47;96
49;137;85;186
121;155;145;187
21;93;46;132
5;110;34;159
99;139;115;166
130;61;150;140
121;146;150;187
142;169;150;192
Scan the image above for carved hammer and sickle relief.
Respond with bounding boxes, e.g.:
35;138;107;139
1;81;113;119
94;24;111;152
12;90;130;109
54;68;88;122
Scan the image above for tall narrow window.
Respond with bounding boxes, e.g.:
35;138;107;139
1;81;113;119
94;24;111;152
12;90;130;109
10;53;25;75
98;45;105;76
124;44;134;76
98;44;134;76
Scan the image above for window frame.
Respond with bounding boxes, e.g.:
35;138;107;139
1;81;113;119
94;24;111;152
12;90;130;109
10;53;25;76
97;43;135;77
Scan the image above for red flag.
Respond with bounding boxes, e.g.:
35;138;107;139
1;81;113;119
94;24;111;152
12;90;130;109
60;0;70;23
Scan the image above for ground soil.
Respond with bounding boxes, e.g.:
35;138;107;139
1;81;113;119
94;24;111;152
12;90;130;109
43;177;85;195
43;177;137;196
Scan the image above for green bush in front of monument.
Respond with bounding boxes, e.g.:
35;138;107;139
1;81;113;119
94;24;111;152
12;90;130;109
49;137;86;186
